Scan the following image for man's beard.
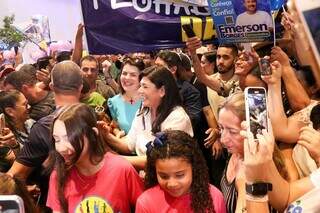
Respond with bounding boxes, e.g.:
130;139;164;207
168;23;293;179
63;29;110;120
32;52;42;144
217;65;234;74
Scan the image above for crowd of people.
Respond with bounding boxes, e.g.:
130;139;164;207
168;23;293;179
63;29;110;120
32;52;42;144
0;2;319;213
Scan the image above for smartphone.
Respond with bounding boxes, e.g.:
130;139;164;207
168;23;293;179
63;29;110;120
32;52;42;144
245;87;268;139
259;58;272;76
182;24;196;38
295;0;320;66
0;113;5;136
0;195;25;213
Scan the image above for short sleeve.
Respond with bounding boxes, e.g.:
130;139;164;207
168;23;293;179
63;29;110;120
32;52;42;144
107;96;117;121
161;107;194;137
17;119;52;167
46;170;61;211
135;197;149;213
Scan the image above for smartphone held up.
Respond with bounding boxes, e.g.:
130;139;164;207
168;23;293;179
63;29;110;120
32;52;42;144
182;24;196;38
245;87;268;139
259;58;272;76
0;195;25;213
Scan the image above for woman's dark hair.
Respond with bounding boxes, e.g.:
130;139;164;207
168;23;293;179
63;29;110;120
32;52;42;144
139;65;182;133
118;57;145;94
0;173;38;213
47;103;107;213
156;51;184;80
203;51;216;64
311;103;320;130
145;130;214;213
0;90;23;133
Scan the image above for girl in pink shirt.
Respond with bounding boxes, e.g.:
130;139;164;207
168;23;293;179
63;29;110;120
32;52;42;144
46;103;143;213
136;130;227;213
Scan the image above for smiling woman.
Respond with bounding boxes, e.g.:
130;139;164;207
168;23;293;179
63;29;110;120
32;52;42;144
100;65;193;170
107;57;145;134
46;103;143;213
0;90;34;171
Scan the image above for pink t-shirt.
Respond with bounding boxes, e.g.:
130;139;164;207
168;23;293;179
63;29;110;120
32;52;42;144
135;184;227;213
47;152;143;213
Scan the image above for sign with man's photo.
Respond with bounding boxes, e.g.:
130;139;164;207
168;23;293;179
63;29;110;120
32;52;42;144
208;0;273;43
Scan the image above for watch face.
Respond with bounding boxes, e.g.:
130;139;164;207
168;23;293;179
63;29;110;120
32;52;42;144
246;182;272;196
252;183;268;196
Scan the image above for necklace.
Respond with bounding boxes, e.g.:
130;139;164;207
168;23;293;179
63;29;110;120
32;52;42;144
124;93;136;105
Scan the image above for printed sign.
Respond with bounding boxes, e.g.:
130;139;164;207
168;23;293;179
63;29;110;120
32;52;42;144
208;0;273;43
81;0;216;54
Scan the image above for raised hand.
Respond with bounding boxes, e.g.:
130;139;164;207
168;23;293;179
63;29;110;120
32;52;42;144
298;126;320;167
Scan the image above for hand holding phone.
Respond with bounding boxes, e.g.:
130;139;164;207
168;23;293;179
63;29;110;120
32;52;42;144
245;87;269;139
182;24;196;38
0;114;5;136
259;58;272;76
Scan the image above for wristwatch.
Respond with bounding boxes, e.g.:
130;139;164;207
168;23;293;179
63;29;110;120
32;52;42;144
246;182;272;196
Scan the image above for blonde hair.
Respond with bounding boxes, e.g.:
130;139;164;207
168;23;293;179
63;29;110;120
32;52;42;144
218;91;245;121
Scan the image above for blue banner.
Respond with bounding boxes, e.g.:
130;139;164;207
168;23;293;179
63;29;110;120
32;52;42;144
81;0;218;54
81;0;284;54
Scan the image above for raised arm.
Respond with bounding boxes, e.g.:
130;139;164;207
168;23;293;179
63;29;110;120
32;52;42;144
270;46;310;112
71;23;84;65
186;37;222;91
262;61;305;143
242;123;315;212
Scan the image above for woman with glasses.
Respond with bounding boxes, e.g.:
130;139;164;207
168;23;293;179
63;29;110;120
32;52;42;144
0;90;34;171
107;58;145;134
217;91;287;213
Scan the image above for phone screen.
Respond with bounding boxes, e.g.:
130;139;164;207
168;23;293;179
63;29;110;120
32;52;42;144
259;58;272;76
245;87;268;139
0;195;24;213
302;6;320;61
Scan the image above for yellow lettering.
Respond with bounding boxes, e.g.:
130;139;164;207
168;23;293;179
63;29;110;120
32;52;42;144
203;17;216;40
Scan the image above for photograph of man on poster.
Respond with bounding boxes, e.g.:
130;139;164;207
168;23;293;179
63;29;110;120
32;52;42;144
235;0;273;30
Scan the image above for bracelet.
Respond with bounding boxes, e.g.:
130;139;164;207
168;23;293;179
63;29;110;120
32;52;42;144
246;193;268;202
10;142;20;149
310;168;320;188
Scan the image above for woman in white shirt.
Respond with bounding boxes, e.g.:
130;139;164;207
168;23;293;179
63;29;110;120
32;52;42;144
100;65;193;169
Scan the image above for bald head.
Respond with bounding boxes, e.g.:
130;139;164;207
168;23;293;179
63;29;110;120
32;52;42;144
51;60;83;93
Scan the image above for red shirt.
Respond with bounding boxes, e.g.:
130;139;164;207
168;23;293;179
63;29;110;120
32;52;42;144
47;152;143;213
136;185;227;213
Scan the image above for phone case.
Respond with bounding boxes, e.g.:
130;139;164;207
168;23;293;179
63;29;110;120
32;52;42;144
0;114;5;136
182;24;196;38
244;87;268;139
0;195;25;213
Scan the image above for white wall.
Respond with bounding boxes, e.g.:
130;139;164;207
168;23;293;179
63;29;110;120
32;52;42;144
0;0;82;41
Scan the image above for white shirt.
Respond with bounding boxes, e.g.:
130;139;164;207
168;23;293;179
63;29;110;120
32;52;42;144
126;106;193;156
236;11;273;30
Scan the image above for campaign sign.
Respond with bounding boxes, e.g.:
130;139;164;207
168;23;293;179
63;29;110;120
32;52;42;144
81;0;216;54
208;0;273;43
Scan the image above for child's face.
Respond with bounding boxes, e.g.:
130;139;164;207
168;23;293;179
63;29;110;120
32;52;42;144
155;157;192;197
53;120;75;166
